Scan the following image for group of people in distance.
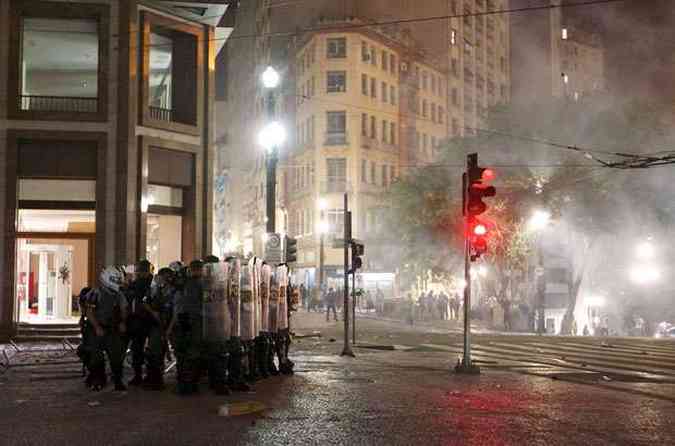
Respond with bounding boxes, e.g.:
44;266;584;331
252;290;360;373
77;256;296;395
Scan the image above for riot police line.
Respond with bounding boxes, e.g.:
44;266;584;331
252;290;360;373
76;255;297;395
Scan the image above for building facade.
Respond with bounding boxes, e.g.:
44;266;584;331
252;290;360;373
0;0;234;338
217;1;511;291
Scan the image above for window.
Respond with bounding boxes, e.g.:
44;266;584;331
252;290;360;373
390;54;396;75
452;118;460;135
361;113;368;136
451;29;457;45
391;165;396;181
370;47;377;65
326;209;345;235
415;131;420;148
144;16;200;126
326;111;347;145
451;58;459;77
562;28;568;40
382;50;388;70
431;103;437;122
382;120;387;143
370;161;376;184
390;86;397;105
452;88;459;106
327;71;346;93
390;122;396;145
370;116;377;138
432;136;437;149
382;82;388;102
422;72;428;90
19;17;100;113
327;37;347;58
362;41;369;62
423;133;428;150
310;115;315;141
382;165;388;187
500;56;506;73
361;74;368;95
311;76;316;96
422;99;428;117
361;159;367;182
326;111;346;134
431;76;437;94
326;158;347;186
370;77;377;98
438;107;444;124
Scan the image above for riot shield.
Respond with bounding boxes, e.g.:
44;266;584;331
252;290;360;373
202;262;230;342
227;258;241;338
268;271;279;333
278;265;289;331
260;264;271;333
240;262;255;341
252;258;262;336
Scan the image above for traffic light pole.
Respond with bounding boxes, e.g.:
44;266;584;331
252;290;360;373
341;193;355;357
455;155;480;374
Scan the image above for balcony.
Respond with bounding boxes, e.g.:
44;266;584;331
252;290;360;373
324;132;348;146
149;106;174;122
20;95;97;113
321;180;352;194
361;136;380;150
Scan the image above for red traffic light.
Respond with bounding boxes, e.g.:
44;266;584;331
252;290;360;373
481;168;495;182
473;224;487;236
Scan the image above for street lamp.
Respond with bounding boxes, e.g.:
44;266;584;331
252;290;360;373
636;241;655;260
259;66;282;234
317;199;329;294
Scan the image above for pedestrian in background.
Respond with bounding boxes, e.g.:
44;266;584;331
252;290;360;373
325;287;338;322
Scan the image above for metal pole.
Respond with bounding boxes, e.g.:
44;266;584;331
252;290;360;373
319;210;325;294
456;155;479;374
352;271;356;344
266;148;277;234
341;193;354;357
536;235;546;334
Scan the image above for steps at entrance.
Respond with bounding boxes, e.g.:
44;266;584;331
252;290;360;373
15;323;82;342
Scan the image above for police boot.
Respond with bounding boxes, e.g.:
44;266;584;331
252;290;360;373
129;367;144;386
267;334;279;376
228;340;251;392
246;341;259;382
255;336;269;379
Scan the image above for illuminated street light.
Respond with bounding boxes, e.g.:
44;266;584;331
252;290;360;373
261;66;281;89
318;220;329;234
636;241;655;260
630;265;660;284
258;121;286;152
527;209;551;232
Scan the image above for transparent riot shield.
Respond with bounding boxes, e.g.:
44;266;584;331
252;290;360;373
202;262;230;342
269;271;279;334
240;262;255;342
278;265;289;331
252;258;262;336
260;264;271;333
227;258;241;338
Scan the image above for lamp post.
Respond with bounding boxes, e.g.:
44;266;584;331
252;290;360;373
528;210;551;334
259;66;284;234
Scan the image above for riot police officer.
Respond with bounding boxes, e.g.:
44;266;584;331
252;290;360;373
202;256;230;395
125;259;154;386
142;267;177;390
226;257;251;392
171;260;205;395
85;267;129;391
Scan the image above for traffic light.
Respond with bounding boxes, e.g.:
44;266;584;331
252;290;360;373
466;155;496;217
285;236;298;263
350;240;365;273
468;218;489;261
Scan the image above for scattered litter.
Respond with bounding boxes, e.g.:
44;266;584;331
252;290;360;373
600;342;612;348
295;331;322;339
88;401;102;407
601;375;612;382
641;351;648;355
217;401;266;417
551;376;559;380
329;338;336;343
580;363;587;367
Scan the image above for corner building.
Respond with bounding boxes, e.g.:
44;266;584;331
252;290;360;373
0;0;235;338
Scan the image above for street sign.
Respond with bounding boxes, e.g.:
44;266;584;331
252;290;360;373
265;233;282;264
535;266;545;277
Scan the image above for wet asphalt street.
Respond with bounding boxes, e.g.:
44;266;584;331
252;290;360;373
1;312;674;446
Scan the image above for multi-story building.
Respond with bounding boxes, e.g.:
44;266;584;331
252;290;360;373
0;0;235;339
217;1;511;292
511;0;604;103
